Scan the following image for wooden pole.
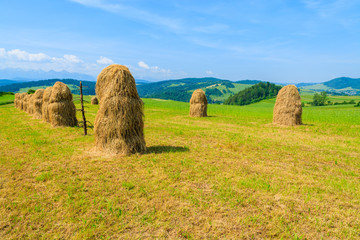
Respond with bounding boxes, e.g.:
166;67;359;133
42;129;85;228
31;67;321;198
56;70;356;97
80;81;87;135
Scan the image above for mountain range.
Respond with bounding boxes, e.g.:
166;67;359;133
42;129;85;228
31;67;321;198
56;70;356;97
0;76;359;103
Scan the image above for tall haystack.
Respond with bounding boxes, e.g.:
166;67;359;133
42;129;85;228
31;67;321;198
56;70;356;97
190;89;208;117
48;82;77;127
42;87;52;122
31;89;44;119
94;64;146;155
22;94;31;112
273;85;302;126
91;96;99;105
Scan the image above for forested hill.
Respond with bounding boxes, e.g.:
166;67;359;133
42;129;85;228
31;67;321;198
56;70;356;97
224;82;282;105
136;77;238;102
323;77;360;89
0;79;96;95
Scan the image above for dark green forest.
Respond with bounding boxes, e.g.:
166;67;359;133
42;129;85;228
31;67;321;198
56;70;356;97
224;82;282;105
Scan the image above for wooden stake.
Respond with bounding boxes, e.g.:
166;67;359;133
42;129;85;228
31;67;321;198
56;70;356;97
80;81;87;135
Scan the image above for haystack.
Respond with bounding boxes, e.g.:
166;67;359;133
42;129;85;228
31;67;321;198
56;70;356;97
48;82;77;127
27;94;36;114
94;64;146;155
14;93;19;108
31;89;44;119
42;87;52;122
190;89;208;117
273;85;302;126
18;93;27;110
91;96;99;105
22;94;31;112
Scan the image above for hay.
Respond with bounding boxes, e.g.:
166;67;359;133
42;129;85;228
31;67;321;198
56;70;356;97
22;94;31;112
27;94;36;115
94;64;146;155
190;89;208;117
91;96;99;105
42;87;52;123
18;93;27;110
273;85;302;126
31;89;44;119
14;93;19;108
48;82;77;127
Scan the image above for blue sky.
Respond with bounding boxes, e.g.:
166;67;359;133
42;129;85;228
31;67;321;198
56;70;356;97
1;0;360;83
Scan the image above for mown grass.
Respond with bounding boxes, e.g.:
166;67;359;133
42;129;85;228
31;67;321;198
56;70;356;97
0;94;360;239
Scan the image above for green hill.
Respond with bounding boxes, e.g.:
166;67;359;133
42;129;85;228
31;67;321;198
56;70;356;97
0;79;96;95
224;82;282;105
301;77;360;95
137;77;256;103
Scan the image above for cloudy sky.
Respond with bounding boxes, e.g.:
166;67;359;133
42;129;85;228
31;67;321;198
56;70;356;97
1;0;360;82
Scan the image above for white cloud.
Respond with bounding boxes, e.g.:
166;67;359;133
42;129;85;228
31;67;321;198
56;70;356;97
138;61;150;69
0;48;5;57
63;54;82;63
0;47;100;76
137;60;171;74
96;56;114;65
206;70;214;75
7;49;50;61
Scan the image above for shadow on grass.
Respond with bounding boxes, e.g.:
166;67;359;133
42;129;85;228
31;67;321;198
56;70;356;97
147;145;189;154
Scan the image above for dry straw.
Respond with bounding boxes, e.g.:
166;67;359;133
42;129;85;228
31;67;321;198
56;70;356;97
94;64;146;155
48;82;77;127
22;94;31;112
273;85;302;126
18;93;27;110
14;93;19;108
42;87;52;123
31;89;44;119
91;96;99;105
190;89;208;117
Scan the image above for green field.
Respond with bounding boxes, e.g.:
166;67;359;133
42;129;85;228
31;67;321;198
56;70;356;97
1;94;360;239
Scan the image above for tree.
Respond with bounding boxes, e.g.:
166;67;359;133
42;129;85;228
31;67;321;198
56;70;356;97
27;89;36;94
312;91;328;106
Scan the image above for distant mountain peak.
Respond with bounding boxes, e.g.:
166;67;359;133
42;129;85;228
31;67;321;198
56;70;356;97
0;68;96;81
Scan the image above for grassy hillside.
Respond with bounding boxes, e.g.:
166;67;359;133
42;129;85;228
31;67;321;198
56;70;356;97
301;77;360;95
1;95;360;239
137;78;255;103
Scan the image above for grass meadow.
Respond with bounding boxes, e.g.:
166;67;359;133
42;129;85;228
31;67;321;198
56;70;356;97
0;93;360;239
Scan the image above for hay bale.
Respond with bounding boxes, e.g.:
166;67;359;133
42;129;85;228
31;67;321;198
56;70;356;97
190;89;208;117
94;64;146;155
48;82;77;127
273;85;302;126
91;96;99;105
42;87;52;122
31;89;44;119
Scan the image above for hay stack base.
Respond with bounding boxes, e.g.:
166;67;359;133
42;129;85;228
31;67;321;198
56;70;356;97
94;64;146;156
190;89;208;117
32;89;44;119
273;85;302;126
48;82;77;127
91;96;99;105
42;87;52;123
